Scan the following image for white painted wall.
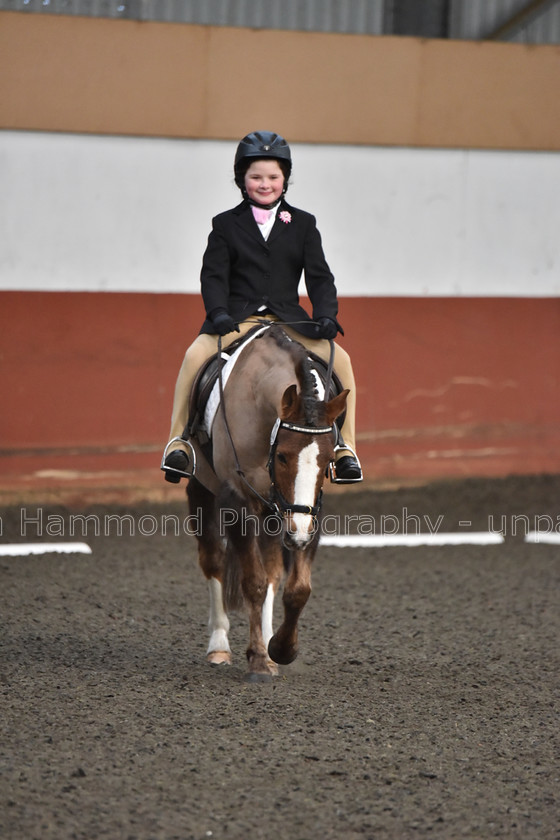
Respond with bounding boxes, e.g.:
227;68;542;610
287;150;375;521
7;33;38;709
1;130;559;296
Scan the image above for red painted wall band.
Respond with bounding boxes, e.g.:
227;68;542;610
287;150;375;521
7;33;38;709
1;291;559;483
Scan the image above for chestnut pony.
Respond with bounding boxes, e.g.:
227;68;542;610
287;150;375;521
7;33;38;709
186;325;348;681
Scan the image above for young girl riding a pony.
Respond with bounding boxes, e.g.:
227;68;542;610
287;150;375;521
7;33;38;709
162;130;362;484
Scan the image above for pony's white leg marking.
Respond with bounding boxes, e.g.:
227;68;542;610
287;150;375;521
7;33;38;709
291;441;320;546
261;583;275;650
207;577;231;658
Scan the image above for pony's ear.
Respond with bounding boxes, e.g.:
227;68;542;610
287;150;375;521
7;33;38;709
325;389;349;424
281;384;301;420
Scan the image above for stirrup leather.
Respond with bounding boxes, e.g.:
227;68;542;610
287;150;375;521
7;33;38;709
160;437;196;480
329;444;363;484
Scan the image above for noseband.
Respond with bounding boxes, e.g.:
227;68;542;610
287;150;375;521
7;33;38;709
266;418;336;517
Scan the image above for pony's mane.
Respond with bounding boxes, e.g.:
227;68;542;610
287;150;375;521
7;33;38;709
267;325;320;425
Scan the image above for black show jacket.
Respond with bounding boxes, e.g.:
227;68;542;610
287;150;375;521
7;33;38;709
198;200;342;339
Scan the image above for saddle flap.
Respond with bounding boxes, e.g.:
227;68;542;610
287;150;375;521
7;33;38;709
188;324;271;439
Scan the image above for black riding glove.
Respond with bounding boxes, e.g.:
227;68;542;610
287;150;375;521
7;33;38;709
314;317;339;340
211;309;240;336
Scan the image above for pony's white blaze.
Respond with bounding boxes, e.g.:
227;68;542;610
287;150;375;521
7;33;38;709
291;440;321;545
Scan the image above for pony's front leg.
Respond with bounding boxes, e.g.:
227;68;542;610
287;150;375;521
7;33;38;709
261;582;275;653
232;534;276;678
241;548;276;679
268;550;312;666
257;532;284;676
221;491;278;680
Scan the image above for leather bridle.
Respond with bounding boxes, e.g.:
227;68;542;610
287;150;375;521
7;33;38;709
266;418;337;517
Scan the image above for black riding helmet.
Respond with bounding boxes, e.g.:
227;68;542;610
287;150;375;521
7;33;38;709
234;131;292;205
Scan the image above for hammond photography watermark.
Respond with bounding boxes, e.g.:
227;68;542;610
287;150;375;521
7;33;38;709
2;506;559;541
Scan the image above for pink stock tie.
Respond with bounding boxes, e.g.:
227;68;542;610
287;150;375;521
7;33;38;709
252;206;272;225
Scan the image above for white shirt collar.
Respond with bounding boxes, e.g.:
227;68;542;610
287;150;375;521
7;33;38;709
258;203;279;240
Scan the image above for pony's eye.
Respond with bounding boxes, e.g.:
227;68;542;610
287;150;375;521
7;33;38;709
276;452;288;465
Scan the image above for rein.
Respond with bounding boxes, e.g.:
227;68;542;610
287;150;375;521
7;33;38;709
216;323;336;517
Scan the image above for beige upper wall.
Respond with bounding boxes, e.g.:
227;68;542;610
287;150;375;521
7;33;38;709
1;11;559;149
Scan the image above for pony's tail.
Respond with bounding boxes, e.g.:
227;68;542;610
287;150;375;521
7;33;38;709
223;539;244;612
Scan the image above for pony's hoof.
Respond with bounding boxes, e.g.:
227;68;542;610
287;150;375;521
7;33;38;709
244;671;275;684
268;636;298;666
244;652;278;681
207;651;232;666
266;659;279;677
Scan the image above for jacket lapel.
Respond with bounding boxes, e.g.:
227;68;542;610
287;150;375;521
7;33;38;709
267;200;293;245
233;201;266;246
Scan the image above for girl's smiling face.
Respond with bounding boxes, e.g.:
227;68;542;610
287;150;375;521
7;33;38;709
244;159;285;206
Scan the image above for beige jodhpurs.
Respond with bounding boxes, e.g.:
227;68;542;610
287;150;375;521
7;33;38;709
168;315;357;455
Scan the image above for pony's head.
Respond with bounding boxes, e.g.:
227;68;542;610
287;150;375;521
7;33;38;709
268;352;348;549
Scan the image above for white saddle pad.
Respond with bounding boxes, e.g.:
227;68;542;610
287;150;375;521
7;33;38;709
202;325;270;435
